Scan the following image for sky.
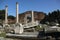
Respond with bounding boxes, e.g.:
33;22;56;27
0;0;60;16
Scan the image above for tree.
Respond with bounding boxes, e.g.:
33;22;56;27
47;9;60;24
40;9;60;24
0;10;5;20
8;15;15;20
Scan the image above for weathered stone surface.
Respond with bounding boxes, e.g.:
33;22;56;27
19;11;45;24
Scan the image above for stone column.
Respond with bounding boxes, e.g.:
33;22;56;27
32;11;34;23
25;14;27;23
5;5;8;24
16;2;19;23
15;2;24;34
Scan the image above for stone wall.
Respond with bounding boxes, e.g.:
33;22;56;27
19;11;45;24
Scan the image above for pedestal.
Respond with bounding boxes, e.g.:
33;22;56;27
14;23;24;34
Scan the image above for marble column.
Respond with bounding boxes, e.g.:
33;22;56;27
16;2;19;23
32;11;34;23
15;2;24;34
5;5;8;24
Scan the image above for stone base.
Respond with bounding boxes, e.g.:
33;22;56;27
14;23;24;34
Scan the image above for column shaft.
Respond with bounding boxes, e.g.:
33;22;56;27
16;2;19;23
32;11;34;23
5;5;8;24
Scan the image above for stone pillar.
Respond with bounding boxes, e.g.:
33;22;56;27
15;2;24;34
32;11;34;23
16;2;19;23
5;5;8;24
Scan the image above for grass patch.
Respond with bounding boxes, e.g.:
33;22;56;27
0;32;6;37
35;25;43;31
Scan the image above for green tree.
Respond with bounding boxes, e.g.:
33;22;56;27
47;9;60;24
41;9;60;24
8;15;15;20
0;10;5;20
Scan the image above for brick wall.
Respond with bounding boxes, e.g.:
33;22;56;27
19;11;45;24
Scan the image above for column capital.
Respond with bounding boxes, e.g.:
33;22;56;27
16;2;18;4
5;5;8;7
